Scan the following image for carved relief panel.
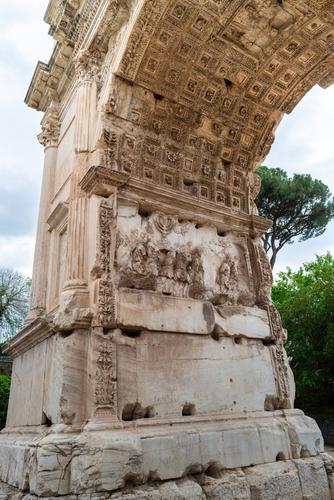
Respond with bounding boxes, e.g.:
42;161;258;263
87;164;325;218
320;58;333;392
115;202;255;305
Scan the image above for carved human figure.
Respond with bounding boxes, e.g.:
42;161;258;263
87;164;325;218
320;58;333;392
217;254;239;304
188;248;205;299
131;243;147;275
175;249;192;283
190;248;204;284
159;250;175;279
146;243;160;277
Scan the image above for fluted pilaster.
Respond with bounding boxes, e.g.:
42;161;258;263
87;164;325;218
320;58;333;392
29;102;60;318
65;196;87;284
74;49;100;153
63;50;100;294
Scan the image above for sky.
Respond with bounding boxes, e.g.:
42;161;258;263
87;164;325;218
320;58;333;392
0;1;334;277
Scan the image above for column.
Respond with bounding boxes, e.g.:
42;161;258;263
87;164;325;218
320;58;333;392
62;50;100;306
29;101;60;319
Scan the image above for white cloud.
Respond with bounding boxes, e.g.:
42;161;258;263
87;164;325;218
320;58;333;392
267;85;334;191
266;85;334;274
0;236;35;277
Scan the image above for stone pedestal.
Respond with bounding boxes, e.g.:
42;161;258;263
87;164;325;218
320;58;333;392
3;0;334;497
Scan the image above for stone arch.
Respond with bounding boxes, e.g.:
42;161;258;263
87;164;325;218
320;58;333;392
92;0;334;216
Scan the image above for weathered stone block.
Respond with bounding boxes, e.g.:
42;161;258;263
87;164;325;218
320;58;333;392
294;457;331;500
286;414;324;458
214;305;271;340
118;290;215;334
117;333;277;419
201;470;251;499
244;461;303;500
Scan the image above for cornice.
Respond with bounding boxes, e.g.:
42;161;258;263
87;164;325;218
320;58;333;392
25;0;129;112
80;165;272;236
80;165;130;194
4;317;55;358
47;201;69;231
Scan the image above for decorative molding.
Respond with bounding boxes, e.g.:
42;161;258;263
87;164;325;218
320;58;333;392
74;49;102;83
80;166;130;195
94;336;117;410
37;101;60;148
93;198;118;328
47;202;69;231
25;0;129;111
80;166;271;236
4;317;55;358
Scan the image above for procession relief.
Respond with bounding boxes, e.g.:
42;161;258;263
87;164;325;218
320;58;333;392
115;209;255;306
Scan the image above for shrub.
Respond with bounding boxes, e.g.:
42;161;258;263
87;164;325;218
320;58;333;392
0;374;11;429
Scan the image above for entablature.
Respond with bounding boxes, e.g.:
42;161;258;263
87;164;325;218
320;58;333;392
25;0;130;111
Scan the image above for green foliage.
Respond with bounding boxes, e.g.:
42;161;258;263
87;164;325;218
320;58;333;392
0;374;11;429
256;166;334;268
272;253;334;409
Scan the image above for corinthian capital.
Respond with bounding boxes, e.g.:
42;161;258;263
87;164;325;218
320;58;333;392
38;101;60;148
74;49;101;83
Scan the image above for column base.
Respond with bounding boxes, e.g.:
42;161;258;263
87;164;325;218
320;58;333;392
0;411;332;498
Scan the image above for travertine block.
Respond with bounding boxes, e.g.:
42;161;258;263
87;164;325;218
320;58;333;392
286;414;324;458
201;470;251;499
70;432;143;494
6;341;47;427
244;461;303;500
294;457;331;500
117;333;277;418
118;290;215;334
214;305;271;340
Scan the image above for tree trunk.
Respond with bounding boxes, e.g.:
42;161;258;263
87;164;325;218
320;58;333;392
270;250;277;269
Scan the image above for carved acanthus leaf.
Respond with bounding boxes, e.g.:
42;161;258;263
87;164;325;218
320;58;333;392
37;101;60;147
74;49;102;82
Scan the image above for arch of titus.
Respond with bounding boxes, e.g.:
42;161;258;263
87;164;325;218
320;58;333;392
1;0;334;498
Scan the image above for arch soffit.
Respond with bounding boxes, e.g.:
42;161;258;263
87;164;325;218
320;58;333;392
112;0;334;171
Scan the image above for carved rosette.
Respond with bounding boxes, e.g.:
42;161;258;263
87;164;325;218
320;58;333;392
37;101;60;148
94;199;117;328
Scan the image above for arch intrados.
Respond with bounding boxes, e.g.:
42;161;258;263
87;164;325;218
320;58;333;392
111;0;334;175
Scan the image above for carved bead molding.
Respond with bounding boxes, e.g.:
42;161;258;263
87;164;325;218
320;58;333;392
37;101;60;148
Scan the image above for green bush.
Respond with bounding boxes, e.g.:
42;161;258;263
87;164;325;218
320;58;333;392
272;253;334;410
0;374;11;429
